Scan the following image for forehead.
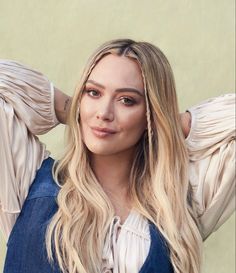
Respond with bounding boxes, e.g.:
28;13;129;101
88;54;144;90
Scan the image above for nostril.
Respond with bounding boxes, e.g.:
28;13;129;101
96;112;114;121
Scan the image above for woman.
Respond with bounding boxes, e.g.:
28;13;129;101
0;39;235;273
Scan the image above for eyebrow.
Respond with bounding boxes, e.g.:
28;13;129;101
86;79;144;97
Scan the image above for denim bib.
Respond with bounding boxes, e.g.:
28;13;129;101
3;157;173;273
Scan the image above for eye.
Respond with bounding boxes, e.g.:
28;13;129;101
120;97;136;106
85;89;100;98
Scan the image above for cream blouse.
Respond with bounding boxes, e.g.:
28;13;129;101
0;60;235;273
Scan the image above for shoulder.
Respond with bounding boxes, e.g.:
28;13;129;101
26;157;61;201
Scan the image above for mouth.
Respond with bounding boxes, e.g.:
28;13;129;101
91;126;117;138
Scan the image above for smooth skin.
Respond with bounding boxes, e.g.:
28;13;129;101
80;55;147;157
54;55;191;222
54;69;191;138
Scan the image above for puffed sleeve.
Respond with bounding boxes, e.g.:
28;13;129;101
186;93;235;240
0;60;59;239
0;60;59;134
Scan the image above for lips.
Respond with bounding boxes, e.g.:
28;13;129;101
91;126;117;137
91;126;117;133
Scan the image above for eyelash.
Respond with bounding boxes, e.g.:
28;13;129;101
119;97;136;106
85;89;100;97
84;89;137;106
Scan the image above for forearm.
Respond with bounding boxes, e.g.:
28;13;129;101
180;112;191;138
0;59;59;134
54;87;72;124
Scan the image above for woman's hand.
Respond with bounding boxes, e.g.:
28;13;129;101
54;87;72;124
180;111;191;138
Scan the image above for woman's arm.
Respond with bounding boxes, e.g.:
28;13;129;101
0;59;57;239
54;87;72;124
185;93;235;240
0;59;59;134
180;111;191;138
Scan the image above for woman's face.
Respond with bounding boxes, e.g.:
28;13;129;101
80;54;147;157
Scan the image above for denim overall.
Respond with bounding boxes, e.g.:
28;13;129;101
3;157;174;273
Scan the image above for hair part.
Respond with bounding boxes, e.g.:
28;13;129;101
46;39;203;273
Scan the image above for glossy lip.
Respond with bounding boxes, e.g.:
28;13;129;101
91;126;117;137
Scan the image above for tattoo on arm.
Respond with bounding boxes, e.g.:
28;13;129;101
64;98;71;112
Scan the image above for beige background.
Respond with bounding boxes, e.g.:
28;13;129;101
0;0;235;272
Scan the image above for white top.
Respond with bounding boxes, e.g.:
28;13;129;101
102;209;150;273
0;59;235;273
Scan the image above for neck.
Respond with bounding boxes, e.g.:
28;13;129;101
90;149;135;209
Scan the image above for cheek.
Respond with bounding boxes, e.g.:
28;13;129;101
120;108;147;135
79;98;93;122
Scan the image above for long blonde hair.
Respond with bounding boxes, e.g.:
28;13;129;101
46;39;203;273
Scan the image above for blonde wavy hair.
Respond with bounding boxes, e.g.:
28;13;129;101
46;39;203;273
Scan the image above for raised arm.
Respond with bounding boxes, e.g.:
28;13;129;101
0;59;60;239
0;59;60;134
180;111;191;138
54;87;72;124
185;93;235;240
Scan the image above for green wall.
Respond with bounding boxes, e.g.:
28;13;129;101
0;0;235;272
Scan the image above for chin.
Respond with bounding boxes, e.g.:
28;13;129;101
85;144;117;156
88;149;119;157
85;142;138;157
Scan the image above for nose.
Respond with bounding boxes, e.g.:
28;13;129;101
96;99;114;122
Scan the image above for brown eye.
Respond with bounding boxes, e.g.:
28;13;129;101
86;90;100;97
120;97;136;106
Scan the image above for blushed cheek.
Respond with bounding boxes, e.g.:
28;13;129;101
80;106;91;126
80;100;97;124
126;119;146;141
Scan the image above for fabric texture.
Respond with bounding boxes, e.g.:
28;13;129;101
0;59;235;272
102;209;151;272
3;157;174;273
0;60;59;239
186;94;235;239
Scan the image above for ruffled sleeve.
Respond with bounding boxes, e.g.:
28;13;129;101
186;93;235;240
0;60;59;239
0;59;59;134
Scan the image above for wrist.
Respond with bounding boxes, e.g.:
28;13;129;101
54;87;72;124
180;111;191;138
